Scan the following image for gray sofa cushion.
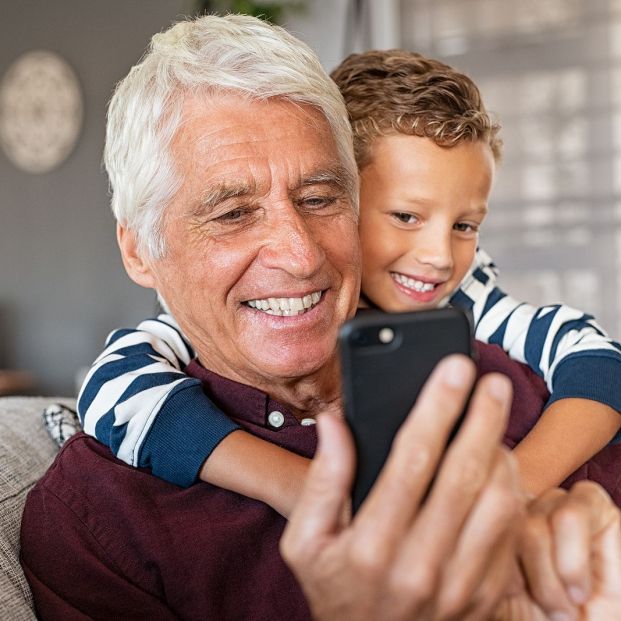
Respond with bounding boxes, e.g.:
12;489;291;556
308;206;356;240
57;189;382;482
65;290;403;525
0;396;73;620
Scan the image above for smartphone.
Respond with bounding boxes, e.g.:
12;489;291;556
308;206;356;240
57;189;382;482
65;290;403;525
339;307;475;513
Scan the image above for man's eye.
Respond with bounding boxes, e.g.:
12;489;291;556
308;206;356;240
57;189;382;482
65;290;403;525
454;222;479;233
391;212;418;224
215;207;250;222
300;196;337;209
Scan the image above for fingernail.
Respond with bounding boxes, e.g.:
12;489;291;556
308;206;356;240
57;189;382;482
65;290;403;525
439;355;471;387
568;585;587;605
485;374;511;402
550;612;574;621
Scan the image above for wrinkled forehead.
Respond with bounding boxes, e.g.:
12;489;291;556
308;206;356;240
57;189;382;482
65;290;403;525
171;92;357;200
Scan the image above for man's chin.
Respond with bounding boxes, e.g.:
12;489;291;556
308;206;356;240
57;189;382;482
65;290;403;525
246;345;337;383
257;358;332;382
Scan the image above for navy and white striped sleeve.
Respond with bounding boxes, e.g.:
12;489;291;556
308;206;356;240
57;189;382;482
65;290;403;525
77;313;239;487
450;248;621;418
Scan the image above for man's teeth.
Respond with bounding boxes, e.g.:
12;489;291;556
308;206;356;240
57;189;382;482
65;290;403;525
392;273;436;293
246;291;322;316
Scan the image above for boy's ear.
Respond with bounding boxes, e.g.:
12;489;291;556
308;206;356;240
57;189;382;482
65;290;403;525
116;223;156;289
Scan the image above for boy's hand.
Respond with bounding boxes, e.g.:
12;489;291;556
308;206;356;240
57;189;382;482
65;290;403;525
518;481;621;621
493;481;621;620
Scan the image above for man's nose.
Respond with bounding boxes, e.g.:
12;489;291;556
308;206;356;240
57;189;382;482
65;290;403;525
260;205;326;278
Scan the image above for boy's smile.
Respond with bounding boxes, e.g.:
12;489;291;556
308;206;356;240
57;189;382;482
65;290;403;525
358;134;494;312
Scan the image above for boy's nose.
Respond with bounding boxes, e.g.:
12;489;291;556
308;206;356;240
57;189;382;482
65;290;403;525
415;229;454;272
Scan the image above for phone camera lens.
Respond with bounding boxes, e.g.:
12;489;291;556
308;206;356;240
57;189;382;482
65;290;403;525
353;330;369;345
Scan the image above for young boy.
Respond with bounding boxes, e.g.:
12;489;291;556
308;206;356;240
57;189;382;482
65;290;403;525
77;49;621;514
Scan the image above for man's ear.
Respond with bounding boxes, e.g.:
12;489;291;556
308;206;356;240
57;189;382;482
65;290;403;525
116;224;156;289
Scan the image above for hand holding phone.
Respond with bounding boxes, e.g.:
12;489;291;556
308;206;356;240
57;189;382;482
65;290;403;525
339;307;474;512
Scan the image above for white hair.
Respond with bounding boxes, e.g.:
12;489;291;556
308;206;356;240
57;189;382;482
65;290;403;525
104;14;358;259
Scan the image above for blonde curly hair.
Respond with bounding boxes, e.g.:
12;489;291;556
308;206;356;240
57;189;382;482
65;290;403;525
330;49;502;169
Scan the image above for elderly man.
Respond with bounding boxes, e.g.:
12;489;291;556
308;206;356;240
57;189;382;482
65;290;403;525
20;14;621;621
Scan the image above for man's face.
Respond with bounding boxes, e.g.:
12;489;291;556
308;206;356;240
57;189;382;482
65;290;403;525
358;135;494;311
144;94;361;388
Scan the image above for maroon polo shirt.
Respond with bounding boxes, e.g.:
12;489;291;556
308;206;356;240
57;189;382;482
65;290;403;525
22;341;600;620
21;368;315;621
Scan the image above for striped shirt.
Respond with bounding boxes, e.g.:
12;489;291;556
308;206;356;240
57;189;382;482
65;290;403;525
77;248;621;487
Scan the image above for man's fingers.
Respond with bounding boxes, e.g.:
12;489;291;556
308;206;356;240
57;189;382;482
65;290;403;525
354;355;476;540
423;371;512;509
281;413;353;564
395;372;512;572
435;449;523;619
382;371;513;619
459;529;520;621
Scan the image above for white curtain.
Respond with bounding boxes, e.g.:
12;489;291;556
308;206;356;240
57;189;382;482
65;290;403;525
400;0;621;338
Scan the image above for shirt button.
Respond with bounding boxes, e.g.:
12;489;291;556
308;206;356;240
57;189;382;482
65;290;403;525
268;410;285;428
300;418;316;426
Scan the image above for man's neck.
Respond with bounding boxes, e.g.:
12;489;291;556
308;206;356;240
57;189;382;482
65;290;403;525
196;353;343;421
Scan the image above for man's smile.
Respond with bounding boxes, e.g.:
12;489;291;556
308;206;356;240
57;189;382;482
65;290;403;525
244;290;323;316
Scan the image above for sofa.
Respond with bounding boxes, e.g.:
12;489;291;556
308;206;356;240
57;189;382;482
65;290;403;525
0;396;74;620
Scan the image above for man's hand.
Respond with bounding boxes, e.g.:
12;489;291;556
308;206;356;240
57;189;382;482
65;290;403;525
511;481;621;621
281;355;524;621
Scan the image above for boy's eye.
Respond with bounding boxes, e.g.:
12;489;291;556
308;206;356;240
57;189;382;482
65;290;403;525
391;212;418;224
453;221;479;233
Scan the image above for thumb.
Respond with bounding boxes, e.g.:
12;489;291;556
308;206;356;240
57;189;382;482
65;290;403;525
281;413;355;563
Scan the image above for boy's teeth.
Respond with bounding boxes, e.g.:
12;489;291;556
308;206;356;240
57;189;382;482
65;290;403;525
246;291;323;316
392;273;436;292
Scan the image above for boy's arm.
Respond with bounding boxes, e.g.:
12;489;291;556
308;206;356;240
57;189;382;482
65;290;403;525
78;314;240;487
512;398;621;497
78;313;309;515
451;249;621;406
203;432;310;517
451;248;621;417
451;249;621;493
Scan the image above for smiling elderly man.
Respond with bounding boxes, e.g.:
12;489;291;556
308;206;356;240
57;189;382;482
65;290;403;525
19;14;621;621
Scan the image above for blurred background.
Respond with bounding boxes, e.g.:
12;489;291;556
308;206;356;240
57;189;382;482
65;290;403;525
1;0;619;396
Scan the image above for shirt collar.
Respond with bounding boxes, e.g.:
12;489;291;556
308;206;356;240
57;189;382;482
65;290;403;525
185;359;309;430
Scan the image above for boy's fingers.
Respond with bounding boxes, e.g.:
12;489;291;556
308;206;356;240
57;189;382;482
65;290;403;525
519;490;577;619
510;482;621;620
594;510;621;595
550;482;620;604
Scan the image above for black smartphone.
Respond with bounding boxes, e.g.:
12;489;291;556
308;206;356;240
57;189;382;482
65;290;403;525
339;307;475;513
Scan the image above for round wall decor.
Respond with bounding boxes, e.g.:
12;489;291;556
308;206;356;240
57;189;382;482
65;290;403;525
0;50;83;174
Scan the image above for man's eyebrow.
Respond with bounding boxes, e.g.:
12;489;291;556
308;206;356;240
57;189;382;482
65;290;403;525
198;182;255;212
298;165;357;196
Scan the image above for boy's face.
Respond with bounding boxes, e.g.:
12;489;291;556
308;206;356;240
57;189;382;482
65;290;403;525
358;134;494;312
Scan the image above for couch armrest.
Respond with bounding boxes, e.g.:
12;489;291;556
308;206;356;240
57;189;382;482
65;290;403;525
0;396;75;620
